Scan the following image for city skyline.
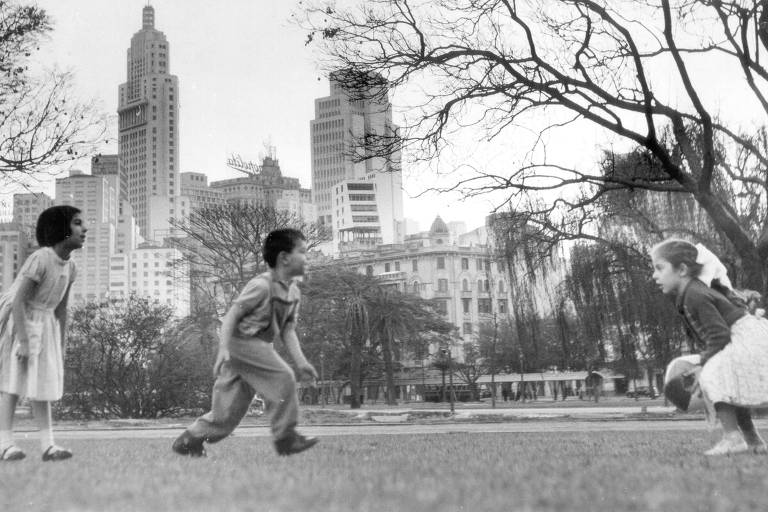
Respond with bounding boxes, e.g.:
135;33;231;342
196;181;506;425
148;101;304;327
6;0;501;233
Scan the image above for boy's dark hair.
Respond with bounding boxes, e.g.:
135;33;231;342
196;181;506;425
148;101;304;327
262;229;305;268
36;205;81;247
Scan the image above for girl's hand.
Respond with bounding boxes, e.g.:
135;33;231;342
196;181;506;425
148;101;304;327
15;338;30;360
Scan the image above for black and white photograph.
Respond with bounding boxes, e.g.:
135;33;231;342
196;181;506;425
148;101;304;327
1;1;768;511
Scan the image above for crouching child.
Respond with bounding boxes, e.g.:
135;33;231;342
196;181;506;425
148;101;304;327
173;229;319;457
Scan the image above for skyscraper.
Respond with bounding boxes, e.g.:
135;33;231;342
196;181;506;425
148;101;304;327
311;70;404;253
118;5;179;242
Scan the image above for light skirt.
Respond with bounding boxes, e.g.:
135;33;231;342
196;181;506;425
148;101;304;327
699;315;768;407
0;299;64;401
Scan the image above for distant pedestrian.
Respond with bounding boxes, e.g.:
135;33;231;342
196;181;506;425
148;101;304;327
173;229;319;457
0;205;86;461
651;239;768;456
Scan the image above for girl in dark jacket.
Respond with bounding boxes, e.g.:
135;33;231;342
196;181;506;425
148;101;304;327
651;239;768;456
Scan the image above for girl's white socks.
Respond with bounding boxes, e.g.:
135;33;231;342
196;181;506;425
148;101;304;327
0;429;12;451
39;428;54;451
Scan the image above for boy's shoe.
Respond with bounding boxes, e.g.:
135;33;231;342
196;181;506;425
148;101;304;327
274;431;318;456
704;431;749;456
742;430;768;454
42;445;72;462
172;430;206;458
1;445;25;461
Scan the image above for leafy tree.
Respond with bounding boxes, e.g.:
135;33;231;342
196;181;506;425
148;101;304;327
63;295;214;419
300;266;377;408
300;264;457;407
455;342;484;401
302;0;768;290
1;1;105;187
367;286;456;404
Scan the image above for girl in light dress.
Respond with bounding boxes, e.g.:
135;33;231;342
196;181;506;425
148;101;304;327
652;239;768;456
0;205;86;461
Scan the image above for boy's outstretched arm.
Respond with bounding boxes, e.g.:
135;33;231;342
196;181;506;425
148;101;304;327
282;325;318;382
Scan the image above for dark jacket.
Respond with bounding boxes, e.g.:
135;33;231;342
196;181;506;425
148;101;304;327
676;278;747;364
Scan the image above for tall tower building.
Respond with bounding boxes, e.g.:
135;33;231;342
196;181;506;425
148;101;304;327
118;5;180;242
311;70;404;253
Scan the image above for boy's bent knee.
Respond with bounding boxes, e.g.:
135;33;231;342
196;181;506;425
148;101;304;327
275;370;297;395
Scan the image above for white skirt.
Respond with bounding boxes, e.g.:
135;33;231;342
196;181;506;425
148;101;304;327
0;301;64;401
699;315;768;407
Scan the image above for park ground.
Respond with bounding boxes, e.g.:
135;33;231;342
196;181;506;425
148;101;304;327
2;398;767;512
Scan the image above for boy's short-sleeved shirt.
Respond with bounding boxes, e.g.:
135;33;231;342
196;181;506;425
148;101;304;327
233;271;300;342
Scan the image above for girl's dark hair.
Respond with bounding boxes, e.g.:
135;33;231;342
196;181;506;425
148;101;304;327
262;229;306;268
653;238;751;309
36;205;81;247
650;239;703;277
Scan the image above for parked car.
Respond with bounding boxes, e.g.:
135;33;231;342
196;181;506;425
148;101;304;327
626;386;656;399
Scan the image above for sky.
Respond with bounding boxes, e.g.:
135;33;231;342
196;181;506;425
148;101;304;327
12;0;506;233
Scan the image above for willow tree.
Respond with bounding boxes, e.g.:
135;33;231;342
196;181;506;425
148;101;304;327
302;0;768;291
488;212;572;372
564;242;687;383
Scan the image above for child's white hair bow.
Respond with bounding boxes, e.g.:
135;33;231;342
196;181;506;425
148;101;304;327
695;243;733;289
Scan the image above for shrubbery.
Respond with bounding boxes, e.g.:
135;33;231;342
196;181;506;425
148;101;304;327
60;295;216;419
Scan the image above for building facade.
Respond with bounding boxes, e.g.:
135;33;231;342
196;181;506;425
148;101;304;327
311;70;404;252
0;223;27;294
108;245;190;317
12;192;53;250
209;156;315;220
117;5;180;242
180;172;225;211
55;170;118;302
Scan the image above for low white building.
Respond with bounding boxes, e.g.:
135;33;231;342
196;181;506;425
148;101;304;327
109;245;190;317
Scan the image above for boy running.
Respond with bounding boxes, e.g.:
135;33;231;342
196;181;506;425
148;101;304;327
173;229;318;457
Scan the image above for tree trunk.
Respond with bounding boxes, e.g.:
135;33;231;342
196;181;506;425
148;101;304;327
382;330;397;405
349;335;362;409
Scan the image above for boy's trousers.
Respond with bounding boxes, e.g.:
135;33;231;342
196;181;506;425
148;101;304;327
188;339;298;442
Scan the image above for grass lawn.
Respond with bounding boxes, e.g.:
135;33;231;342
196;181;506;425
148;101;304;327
1;429;767;512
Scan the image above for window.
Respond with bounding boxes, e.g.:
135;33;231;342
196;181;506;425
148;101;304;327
438;278;448;292
477;280;483;292
395;261;400;271
462;298;471;313
461;258;469;270
498;299;508;314
498;280;505;293
462;279;469;291
484;259;491;271
478;298;492;314
412;259;418;271
476;259;483;270
437;257;445;269
385;263;391;272
436;300;448;315
366;265;374;276
412;281;420;293
463;322;473;335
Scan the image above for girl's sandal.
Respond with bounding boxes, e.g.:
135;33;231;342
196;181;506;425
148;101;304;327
42;445;72;462
1;445;26;461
